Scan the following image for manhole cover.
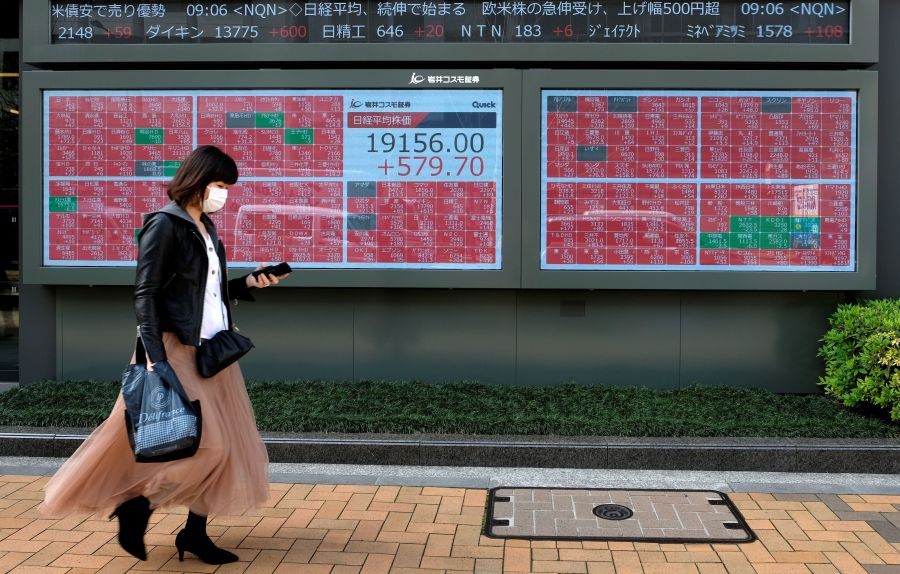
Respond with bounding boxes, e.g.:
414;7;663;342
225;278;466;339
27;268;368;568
592;504;633;520
485;487;755;543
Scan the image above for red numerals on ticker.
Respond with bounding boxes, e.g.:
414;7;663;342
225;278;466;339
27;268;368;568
104;26;132;39
414;24;444;38
803;25;844;38
271;25;308;39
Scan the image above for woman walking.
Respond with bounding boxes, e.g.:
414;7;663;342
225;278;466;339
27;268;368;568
41;145;286;565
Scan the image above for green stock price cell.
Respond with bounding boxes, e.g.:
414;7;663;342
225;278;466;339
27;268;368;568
285;129;314;145
762;216;792;233
49;196;77;212
730;216;761;234
761;233;791;250
134;128;164;144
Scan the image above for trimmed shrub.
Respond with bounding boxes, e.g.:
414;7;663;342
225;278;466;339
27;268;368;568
818;299;900;421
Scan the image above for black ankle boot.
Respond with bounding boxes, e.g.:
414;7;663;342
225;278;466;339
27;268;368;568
109;496;152;561
175;512;238;564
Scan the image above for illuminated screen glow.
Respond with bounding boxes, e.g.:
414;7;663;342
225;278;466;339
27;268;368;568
43;89;502;269
541;90;857;271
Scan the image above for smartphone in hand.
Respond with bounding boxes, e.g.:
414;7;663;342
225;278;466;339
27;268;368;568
251;262;292;279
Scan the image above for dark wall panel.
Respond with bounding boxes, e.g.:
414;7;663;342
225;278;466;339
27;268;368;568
52;288;839;391
680;292;842;392
18;284;54;383
58;287;133;380
230;288;355;381
57;286;356;382
515;292;681;388
353;290;517;383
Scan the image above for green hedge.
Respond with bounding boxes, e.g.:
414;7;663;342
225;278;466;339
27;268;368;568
0;380;896;437
818;299;900;421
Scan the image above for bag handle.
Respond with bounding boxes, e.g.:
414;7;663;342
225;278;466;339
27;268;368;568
134;335;148;366
134;334;195;410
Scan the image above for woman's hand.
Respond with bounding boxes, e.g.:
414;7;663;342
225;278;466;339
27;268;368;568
246;263;288;289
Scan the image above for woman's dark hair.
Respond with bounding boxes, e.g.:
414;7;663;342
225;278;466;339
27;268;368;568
166;145;239;208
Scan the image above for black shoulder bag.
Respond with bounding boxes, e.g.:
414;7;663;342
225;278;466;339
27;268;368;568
196;330;254;378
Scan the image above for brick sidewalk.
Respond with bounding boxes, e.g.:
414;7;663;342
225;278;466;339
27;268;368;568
0;475;897;573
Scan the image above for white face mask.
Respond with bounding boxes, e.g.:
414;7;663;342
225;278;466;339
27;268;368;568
202;185;228;213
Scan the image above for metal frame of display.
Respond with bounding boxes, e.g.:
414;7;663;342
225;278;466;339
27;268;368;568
521;69;877;290
24;1;878;65
21;68;523;287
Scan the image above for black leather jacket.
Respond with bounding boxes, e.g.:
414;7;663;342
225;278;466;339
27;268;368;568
134;201;255;363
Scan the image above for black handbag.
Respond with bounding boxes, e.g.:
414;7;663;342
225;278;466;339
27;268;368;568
122;337;202;463
196;330;254;378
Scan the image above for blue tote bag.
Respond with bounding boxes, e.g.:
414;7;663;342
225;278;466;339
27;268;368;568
121;337;202;463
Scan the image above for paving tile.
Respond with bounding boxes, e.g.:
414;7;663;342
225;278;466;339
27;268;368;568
360;553;393;574
777;495;825;502
20;541;75;566
718;551;757;574
349;520;383;542
0;552;31;573
805;503;841;522
834;513;889;522
818;496;854;514
7;566;69;574
309;550;367;565
788;511;825;532
642;565;701;574
245;549;287;574
822;522;874;533
273;566;330;574
824;551;869;574
839;542;886;565
94;556;141;574
866;521;900;543
48;553;114;569
502;546;530;572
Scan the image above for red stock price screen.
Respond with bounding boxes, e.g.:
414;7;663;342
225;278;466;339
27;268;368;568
541;89;857;271
43;88;502;269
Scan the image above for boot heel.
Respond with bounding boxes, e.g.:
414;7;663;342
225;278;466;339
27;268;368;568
174;528;237;565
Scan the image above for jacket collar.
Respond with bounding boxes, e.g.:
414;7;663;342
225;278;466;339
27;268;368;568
154;201;220;245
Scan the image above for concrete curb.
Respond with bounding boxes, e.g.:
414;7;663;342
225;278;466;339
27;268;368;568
0;429;897;474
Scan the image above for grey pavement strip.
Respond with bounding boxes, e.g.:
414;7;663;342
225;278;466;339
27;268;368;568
4;457;900;494
2;431;898;474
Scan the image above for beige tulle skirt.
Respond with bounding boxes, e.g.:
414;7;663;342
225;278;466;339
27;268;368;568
41;332;269;518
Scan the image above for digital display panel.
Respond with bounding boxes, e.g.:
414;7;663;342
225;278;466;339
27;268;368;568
49;1;850;45
44;89;502;269
540;90;856;271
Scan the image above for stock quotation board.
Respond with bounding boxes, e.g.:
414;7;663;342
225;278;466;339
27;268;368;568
540;90;856;271
43;89;502;269
49;1;850;45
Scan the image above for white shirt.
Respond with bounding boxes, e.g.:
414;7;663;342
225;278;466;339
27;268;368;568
199;231;229;341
